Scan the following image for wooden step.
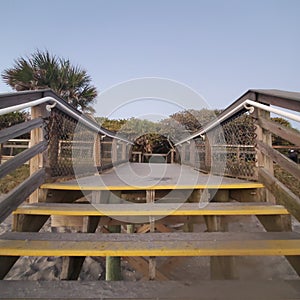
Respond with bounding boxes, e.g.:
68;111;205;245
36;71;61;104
0;232;300;257
1;280;300;299
13;202;289;217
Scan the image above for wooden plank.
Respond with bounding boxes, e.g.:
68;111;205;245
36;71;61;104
60;216;101;280
124;257;169;281
30;104;48;203
0;141;47;179
13;202;289;217
0;168;45;224
157;257;185;277
0;118;43;144
257;93;300;112
206;190;237;280
258;117;300;147
258;168;300;222
41;182;265;191
255;108;275;203
257;214;300;276
40;163;265;191
0;90;48;109
1;232;300;257
1;280;300;299
146;190;156;280
257;140;300;179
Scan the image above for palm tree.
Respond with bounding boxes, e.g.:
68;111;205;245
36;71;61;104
2;50;97;112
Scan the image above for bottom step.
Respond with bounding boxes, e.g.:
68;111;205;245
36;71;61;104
1;280;300;299
1;232;300;257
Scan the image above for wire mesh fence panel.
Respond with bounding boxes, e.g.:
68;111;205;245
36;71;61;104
195;139;206;172
210;112;257;180
101;138;113;167
46;108;97;178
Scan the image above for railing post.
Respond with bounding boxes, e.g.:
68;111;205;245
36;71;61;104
112;139;117;164
189;141;195;166
93;133;101;168
29;104;49;203
255;107;275;203
121;142;127;161
205;133;212;173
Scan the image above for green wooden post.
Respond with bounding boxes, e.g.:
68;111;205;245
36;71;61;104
106;224;122;281
105;191;122;281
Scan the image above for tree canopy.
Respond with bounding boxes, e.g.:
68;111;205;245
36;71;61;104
1;50;97;112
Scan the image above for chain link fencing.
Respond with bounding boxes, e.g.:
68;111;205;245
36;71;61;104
179;111;257;180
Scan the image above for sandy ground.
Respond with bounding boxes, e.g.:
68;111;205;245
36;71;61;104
1;214;300;281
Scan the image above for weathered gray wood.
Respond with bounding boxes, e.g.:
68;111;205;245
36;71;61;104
0;168;45;224
0;89;50;109
1;280;300;299
257;92;300;112
205;190;237;280
105;225;122;281
60;216;100;280
258;117;300;146
257;214;300;276
0;141;47;179
105;191;122;281
258;168;300;222
257;140;300;179
147;190;156;280
13;214;49;232
0;257;19;279
0;118;43;144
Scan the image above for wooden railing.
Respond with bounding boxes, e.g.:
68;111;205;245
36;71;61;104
177;89;300;221
0;113;46;223
0;90;132;224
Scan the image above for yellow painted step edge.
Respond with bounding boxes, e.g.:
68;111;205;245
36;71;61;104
13;206;289;216
40;183;265;191
0;239;299;257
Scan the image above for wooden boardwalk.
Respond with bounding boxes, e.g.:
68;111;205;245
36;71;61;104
41;163;263;191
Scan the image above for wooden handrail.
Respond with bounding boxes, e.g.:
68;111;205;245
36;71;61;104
258;116;300;147
258;168;300;222
0;118;44;144
0;141;47;179
0;168;45;224
256;140;300;179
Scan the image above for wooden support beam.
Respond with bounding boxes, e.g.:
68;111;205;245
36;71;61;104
105;225;122;281
60;216;100;280
257;140;300;180
257;213;300;276
258;168;300;222
29;104;48;203
157;257;185;277
146;190;156;280
105;191;122;281
255;108;275;203
124;257;169;281
205;189;237;280
258;116;300;147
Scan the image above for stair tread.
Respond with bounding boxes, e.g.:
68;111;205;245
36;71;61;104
1;232;300;257
1;280;300;299
13;202;289;216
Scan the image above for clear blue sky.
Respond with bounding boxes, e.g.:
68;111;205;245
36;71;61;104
1;0;300;119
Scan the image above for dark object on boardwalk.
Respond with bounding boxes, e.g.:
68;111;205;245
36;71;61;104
288;149;298;163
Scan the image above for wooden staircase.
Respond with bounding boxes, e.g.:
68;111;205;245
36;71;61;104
1;196;300;299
